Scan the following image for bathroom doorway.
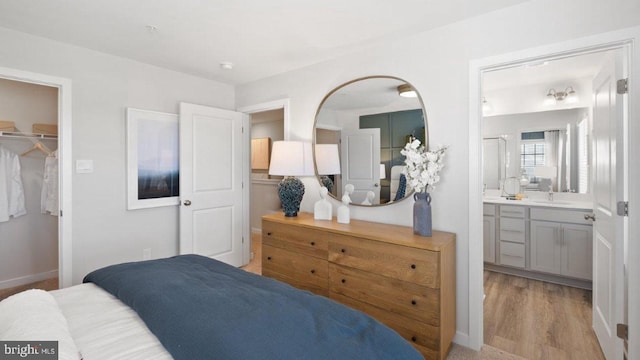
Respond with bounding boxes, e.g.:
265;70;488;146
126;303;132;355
470;36;633;359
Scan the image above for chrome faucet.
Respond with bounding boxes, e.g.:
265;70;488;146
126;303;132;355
547;185;554;201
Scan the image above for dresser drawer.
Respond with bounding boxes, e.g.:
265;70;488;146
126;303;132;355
499;242;525;268
331;292;441;359
328;235;439;288
329;264;440;327
500;205;525;218
499;218;525;243
262;245;328;293
262;221;328;258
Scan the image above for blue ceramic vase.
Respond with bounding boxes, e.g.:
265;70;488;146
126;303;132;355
413;192;432;237
278;177;305;217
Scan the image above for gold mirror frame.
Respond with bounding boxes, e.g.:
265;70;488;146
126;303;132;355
312;75;429;207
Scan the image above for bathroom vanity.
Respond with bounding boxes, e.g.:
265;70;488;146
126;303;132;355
483;197;593;289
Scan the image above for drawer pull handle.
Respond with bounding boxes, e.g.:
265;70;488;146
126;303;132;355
310;269;315;274
310;241;315;246
501;229;522;233
341;248;346;253
411;336;417;342
411;300;417;305
341;279;346;284
267;256;272;260
410;264;416;269
267;232;272;236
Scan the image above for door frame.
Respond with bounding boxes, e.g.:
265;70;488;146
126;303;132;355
0;66;73;288
237;98;291;264
467;26;639;356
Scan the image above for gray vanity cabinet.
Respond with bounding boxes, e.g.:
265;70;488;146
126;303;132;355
530;208;593;280
483;204;496;264
498;205;526;268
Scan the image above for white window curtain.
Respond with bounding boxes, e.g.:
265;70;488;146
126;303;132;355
543;129;569;192
544;130;559;191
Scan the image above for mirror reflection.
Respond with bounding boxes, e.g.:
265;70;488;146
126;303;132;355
480;51;616;196
314;76;427;206
482;109;591;194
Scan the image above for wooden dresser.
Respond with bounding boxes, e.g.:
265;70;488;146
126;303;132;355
262;212;456;360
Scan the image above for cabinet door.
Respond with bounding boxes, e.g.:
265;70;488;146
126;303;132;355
561;224;593;280
530;220;562;275
483;215;496;264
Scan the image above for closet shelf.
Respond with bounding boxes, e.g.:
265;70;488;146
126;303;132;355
0;131;58;140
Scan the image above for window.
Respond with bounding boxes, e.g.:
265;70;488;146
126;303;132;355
520;131;545;182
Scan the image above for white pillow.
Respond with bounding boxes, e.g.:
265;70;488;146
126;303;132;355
0;289;81;360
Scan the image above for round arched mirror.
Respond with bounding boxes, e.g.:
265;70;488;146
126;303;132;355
313;76;428;206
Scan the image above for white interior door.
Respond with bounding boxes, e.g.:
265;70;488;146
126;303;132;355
340;128;380;204
179;102;246;267
592;49;626;360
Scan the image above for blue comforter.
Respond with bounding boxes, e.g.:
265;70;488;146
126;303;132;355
83;255;423;360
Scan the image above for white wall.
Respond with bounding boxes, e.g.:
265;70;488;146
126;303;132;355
236;0;640;346
483;77;592;116
0;26;235;284
0;78;58;287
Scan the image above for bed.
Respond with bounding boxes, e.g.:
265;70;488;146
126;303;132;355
0;254;424;360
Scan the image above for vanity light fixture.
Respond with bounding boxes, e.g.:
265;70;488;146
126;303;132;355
545;86;577;105
397;84;417;98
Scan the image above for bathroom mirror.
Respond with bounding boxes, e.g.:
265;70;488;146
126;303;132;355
482;108;591;194
313;76;428;206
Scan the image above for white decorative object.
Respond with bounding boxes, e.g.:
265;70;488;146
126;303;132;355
400;139;448;193
337;184;354;224
314;187;332;220
361;191;375;205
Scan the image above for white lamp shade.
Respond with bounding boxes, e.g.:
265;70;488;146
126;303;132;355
269;141;315;176
315;144;341;175
380;164;386;179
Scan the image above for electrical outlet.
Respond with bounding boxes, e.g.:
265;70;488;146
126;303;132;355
143;248;152;260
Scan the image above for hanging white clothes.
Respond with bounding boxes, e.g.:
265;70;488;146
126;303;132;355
41;150;59;216
0;145;27;222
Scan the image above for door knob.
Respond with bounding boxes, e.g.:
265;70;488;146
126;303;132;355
374;183;379;187
584;213;596;221
183;200;192;206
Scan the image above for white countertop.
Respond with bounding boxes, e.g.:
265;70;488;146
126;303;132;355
483;196;593;210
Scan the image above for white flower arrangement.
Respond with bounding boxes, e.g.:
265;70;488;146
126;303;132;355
400;139;448;193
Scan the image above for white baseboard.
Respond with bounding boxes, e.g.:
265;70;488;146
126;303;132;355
0;270;58;290
453;331;472;349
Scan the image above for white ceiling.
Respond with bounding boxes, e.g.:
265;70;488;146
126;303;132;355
0;0;529;85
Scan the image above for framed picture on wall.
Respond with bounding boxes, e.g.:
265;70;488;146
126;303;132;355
126;108;179;210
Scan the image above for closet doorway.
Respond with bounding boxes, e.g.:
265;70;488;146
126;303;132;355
0;67;72;289
238;99;290;271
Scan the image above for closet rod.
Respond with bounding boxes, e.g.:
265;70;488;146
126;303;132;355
0;131;57;140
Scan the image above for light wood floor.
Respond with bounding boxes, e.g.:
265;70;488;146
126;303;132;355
484;270;605;360
0;277;59;301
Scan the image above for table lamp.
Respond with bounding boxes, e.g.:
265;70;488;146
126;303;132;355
315;143;341;193
269;141;314;217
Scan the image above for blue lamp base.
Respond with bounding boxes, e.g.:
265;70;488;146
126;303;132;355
277;177;305;217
